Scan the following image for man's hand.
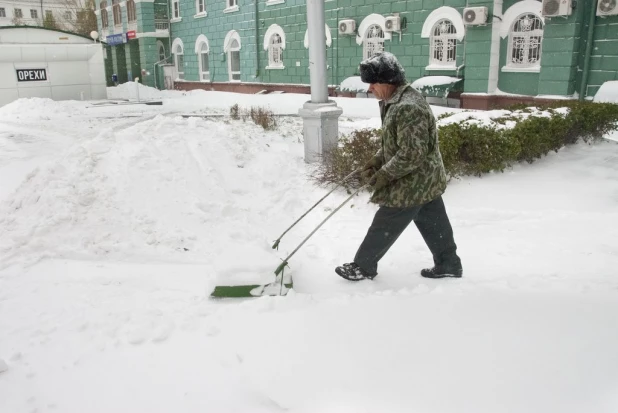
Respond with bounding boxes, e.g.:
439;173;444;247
368;170;390;191
359;157;380;181
360;166;377;181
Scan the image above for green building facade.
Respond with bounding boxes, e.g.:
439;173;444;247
97;0;618;107
95;0;171;87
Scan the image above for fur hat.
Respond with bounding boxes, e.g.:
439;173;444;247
359;52;406;85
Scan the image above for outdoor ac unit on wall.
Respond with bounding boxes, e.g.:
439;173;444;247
338;19;356;35
597;0;618;15
385;16;401;32
542;0;572;17
463;7;488;25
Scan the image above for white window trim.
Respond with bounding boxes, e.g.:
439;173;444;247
425;64;458;71
303;24;332;48
421;7;465;42
501;65;541;73
266;0;285;5
224;30;241;82
195;34;211;82
503;12;544;71
172;0;180;19
429;19;458;68
362;25;385;60
355;14;391;46
500;0;544;39
264;24;285;69
172;38;185;80
194;11;207;18
223;5;239;13
195;0;206;15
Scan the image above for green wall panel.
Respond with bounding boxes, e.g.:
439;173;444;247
93;0;616;99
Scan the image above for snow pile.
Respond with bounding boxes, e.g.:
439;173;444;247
0;97;87;120
0;114;305;279
338;76;369;93
593;80;618;104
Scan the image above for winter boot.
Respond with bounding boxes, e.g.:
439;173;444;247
335;263;376;281
420;266;463;279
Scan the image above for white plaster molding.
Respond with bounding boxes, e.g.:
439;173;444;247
355;13;392;46
266;0;285;5
195;34;210;53
223;5;239;13
194;11;207;18
500;0;544;38
172;37;184;52
266;65;285;70
303;24;332;48
263;24;286;50
425;64;457;71
170;17;182;23
501;65;541;73
421;7;465;41
134;0;155;3
223;30;241;52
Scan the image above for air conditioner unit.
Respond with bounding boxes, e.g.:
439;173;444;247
542;0;572;17
338;19;356;35
463;7;488;25
597;0;618;16
385;16;401;32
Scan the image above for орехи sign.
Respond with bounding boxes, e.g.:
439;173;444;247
16;69;48;82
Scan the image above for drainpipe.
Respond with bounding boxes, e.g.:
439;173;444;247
255;0;260;79
579;5;596;101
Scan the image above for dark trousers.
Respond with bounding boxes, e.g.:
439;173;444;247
354;196;461;276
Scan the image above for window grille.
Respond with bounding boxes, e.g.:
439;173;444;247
508;14;543;68
430;19;457;66
363;25;384;60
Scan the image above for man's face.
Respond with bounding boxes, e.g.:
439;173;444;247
368;83;395;101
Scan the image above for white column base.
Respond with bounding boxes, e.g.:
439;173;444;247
298;100;343;164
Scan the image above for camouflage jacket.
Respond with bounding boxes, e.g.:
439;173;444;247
368;84;447;208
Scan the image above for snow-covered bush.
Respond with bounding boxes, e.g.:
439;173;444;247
313;101;618;186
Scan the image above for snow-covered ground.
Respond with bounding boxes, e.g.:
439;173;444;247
1;84;617;413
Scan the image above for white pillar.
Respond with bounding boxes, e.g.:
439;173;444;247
299;0;342;163
487;0;503;94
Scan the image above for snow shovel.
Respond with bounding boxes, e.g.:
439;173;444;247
210;182;368;299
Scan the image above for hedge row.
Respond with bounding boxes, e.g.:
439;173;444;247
313;101;618;187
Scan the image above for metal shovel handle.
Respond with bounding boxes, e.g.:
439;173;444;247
272;168;361;249
274;184;369;276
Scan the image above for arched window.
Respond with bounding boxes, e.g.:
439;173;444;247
430;19;457;67
195;35;210;81
100;1;108;28
363;25;384;60
112;0;121;26
157;40;166;61
172;39;184;80
268;34;283;67
508;13;543;68
264;24;286;69
126;0;136;22
224;31;241;82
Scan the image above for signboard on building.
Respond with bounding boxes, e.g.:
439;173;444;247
16;68;48;82
106;33;126;46
126;31;136;40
